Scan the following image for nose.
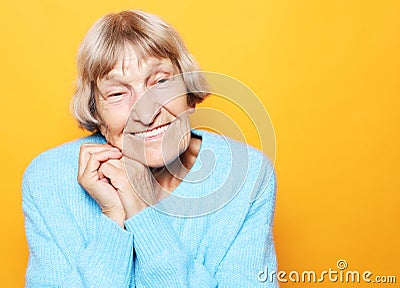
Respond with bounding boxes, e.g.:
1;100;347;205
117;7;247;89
129;91;161;125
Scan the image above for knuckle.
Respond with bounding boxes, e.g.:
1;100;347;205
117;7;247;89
80;143;89;152
77;176;85;187
89;153;99;162
99;161;109;169
77;173;86;185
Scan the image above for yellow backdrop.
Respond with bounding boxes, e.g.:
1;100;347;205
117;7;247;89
1;0;399;287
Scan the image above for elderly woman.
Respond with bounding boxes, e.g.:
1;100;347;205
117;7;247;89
22;10;278;287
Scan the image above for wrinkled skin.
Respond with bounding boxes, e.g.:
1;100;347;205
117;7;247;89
77;45;200;227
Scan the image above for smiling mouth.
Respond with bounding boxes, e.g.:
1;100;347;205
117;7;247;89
133;123;171;139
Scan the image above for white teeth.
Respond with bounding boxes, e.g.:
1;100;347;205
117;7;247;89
134;124;169;139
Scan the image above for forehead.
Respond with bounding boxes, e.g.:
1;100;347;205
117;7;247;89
101;44;175;81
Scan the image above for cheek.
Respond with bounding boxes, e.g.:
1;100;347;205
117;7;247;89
161;114;191;157
103;112;129;132
97;106;133;149
98;101;132;133
163;96;191;117
176;115;191;149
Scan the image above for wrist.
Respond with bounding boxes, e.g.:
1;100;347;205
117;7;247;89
125;202;149;219
102;208;126;229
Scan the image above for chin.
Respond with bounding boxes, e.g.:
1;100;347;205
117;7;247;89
144;151;179;168
105;135;123;150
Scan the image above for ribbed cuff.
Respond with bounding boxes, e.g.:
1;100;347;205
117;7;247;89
78;214;134;284
125;207;181;265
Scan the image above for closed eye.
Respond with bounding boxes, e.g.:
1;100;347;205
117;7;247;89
151;72;173;87
106;91;129;103
109;92;124;97
157;78;168;84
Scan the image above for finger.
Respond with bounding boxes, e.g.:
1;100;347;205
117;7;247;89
85;150;122;175
78;144;120;176
81;150;122;184
122;158;156;203
97;159;124;182
100;161;150;217
79;143;118;164
98;160;127;189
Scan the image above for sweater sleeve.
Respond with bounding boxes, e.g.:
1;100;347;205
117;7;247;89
123;160;278;288
22;169;135;288
124;209;217;287
214;167;278;287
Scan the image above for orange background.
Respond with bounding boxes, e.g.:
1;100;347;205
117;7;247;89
1;0;399;287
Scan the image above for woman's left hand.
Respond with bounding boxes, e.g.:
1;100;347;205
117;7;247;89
98;156;156;219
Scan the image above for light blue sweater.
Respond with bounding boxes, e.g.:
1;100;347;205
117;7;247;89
22;129;278;287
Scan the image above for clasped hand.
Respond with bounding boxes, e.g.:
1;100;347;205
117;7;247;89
78;143;156;228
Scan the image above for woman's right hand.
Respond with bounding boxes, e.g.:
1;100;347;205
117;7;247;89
78;143;126;227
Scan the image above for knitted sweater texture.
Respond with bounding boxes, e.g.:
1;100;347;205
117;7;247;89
22;129;278;287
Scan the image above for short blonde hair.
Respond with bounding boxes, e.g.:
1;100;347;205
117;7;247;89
71;10;209;132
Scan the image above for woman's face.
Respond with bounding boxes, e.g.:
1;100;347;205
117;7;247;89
95;45;192;167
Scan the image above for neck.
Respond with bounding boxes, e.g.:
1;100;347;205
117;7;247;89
151;135;201;197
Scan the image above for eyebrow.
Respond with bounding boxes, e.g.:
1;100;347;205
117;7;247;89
104;61;174;82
